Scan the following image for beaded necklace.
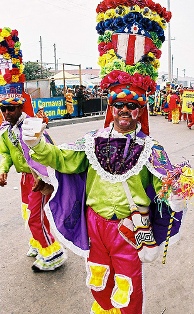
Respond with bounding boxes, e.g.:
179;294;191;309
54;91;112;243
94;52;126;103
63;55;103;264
7;116;24;147
8;126;19;146
105;124;137;174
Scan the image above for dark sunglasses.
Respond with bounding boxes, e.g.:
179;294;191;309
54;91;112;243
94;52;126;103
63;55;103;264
0;106;19;112
112;102;142;110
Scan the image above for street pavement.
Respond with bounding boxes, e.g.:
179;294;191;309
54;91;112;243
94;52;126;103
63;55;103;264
0;115;194;314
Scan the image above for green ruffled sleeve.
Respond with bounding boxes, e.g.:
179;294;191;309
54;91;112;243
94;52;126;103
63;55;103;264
30;139;89;174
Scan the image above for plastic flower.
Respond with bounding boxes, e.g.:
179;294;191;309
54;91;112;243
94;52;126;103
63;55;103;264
151;59;160;69
125;64;135;75
112;16;125;31
114;0;129;6
19;73;25;82
98;42;114;56
3;53;11;60
0;75;7;85
0;27;24;85
112;59;126;71
0;27;11;38
150;32;162;48
96;2;107;14
11;75;19;82
96;21;106;35
105;0;115;9
96;12;105;23
11;57;20;65
98;54;107;67
104;8;116;20
19;64;25;73
6;38;15;48
14;41;21;49
0;46;7;54
11;68;20;75
148;52;155;59
105;49;117;62
103;30;113;42
131;23;139;34
96;0;171;94
115;5;129;17
129;5;141;13
3;73;12;83
11;29;19;37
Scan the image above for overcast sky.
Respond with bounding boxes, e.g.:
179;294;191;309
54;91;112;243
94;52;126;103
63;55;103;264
1;0;194;78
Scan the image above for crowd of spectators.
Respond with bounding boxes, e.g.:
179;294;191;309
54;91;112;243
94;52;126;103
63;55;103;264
50;80;194;128
50;79;108;100
148;84;194;129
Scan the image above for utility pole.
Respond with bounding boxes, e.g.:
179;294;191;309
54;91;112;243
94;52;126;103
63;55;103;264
172;54;174;81
78;64;82;86
182;69;186;77
167;0;172;82
53;43;57;73
39;36;43;78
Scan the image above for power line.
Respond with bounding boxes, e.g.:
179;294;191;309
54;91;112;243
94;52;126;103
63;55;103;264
37;0;95;18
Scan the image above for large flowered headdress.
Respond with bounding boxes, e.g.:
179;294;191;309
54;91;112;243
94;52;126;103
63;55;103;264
96;0;172;133
0;27;34;116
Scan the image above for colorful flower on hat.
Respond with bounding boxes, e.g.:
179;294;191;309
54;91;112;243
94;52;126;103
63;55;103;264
3;73;12;83
0;75;7;85
104;8;116;19
12;75;19;83
96;0;171;93
96;0;172;23
0;27;25;86
130;23;139;33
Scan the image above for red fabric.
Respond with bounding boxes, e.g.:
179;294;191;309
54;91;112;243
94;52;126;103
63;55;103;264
87;207;143;314
22;91;35;117
104;105;113;128
168;94;180;111
188;108;194;127
0;110;4;125
112;34;156;66
21;173;55;248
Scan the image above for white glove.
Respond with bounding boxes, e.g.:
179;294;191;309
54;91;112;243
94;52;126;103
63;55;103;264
168;193;185;212
22;119;46;147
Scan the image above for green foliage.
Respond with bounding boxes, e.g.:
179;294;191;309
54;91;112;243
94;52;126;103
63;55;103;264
23;61;53;81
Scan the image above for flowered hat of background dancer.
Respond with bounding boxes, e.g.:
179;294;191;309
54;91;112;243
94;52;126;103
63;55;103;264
96;0;172;134
0;27;34;116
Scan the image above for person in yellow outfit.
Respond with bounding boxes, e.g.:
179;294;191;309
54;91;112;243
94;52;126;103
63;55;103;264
65;88;74;119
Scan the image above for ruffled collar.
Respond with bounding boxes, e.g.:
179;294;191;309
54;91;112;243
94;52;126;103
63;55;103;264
84;126;154;183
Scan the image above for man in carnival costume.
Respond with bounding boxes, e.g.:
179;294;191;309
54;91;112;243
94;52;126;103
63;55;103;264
0;27;66;272
22;1;193;313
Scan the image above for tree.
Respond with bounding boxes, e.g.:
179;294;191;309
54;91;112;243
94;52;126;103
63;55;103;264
23;61;53;81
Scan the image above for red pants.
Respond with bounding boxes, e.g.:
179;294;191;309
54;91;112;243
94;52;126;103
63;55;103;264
21;173;55;248
86;207;143;314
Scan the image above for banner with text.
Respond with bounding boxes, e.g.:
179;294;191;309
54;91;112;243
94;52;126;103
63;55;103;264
182;89;194;114
32;97;78;120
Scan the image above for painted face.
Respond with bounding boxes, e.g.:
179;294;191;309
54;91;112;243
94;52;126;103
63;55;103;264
110;102;143;133
1;105;23;126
